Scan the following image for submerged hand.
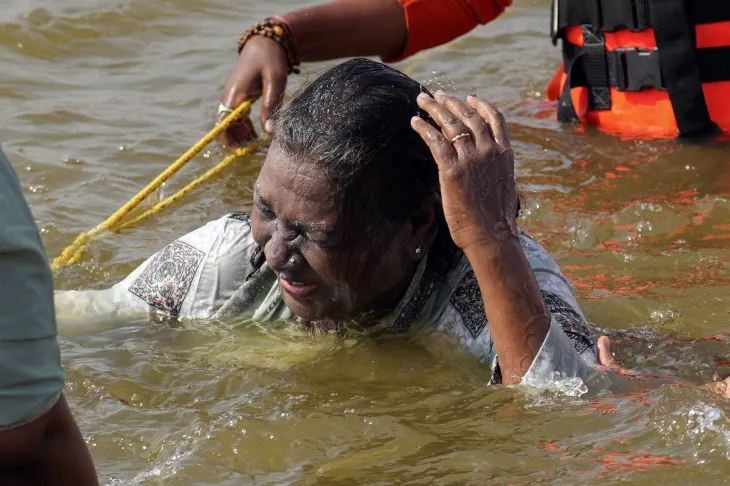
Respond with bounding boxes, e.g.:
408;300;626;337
218;36;289;146
410;91;518;251
599;336;730;399
596;336;632;373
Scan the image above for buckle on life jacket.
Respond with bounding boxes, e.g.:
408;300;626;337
609;48;665;92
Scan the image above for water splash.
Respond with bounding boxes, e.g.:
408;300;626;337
656;402;730;461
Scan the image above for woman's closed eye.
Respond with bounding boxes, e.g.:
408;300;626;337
301;227;343;249
256;203;276;219
253;191;276;219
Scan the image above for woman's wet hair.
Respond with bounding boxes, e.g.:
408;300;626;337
271;58;516;254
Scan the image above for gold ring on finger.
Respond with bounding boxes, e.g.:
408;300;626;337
450;132;471;144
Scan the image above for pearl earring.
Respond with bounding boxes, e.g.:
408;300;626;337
415;247;422;255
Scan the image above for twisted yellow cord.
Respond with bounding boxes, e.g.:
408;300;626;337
51;98;262;272
113;139;267;232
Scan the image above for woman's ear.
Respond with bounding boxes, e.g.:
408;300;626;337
407;194;441;260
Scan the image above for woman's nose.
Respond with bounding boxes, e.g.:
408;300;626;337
264;231;303;273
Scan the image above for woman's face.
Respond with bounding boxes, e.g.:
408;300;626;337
251;143;418;322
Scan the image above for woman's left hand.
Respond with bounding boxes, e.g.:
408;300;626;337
411;91;518;251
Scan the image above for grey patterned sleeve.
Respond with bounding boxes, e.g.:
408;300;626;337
55;213;259;331
445;270;599;386
512;231;604;388
434;231;604;389
519;265;602;389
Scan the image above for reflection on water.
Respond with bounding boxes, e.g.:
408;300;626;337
2;0;730;484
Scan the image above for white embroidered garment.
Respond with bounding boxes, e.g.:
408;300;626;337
56;213;603;388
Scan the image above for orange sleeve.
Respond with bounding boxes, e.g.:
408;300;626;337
385;0;512;62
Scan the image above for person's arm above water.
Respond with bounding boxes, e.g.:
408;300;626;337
219;0;512;145
411;92;597;386
55;214;261;333
0;146;98;484
443;231;601;385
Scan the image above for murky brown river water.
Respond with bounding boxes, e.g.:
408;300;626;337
2;0;730;484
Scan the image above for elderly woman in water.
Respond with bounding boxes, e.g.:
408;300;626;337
57;58;612;387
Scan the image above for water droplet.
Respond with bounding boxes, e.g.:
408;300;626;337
63;157;86;166
28;184;47;194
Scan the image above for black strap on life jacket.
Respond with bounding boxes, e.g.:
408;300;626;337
557;25;611;122
552;0;730;137
551;0;730;44
648;0;717;136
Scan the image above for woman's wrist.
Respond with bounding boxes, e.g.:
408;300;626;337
270;15;296;43
458;220;519;256
237;18;301;74
464;233;550;382
462;233;522;269
464;235;549;319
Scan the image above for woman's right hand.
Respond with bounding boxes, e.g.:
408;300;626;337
411;91;519;251
217;35;290;147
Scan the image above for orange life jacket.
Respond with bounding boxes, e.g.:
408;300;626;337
545;0;730;139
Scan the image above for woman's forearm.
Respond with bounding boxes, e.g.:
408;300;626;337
281;0;408;62
464;237;550;385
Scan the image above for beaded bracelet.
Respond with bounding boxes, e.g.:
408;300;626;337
237;18;301;75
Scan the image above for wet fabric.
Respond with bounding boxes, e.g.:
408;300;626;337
0;146;64;428
56;213;602;388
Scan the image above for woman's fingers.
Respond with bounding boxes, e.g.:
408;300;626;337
215;114;257;148
596;336;643;377
413;92;510;169
466;96;511;151
416;93;473;143
261;67;288;133
435;91;491;143
596;336;621;371
410;115;456;169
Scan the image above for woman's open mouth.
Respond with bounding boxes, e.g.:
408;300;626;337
278;277;322;298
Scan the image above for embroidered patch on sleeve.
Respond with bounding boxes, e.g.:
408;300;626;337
542;291;594;354
128;240;205;316
450;270;489;339
228;213;251;224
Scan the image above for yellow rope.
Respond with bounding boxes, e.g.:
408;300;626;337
51;55;435;273
113;139;267;232
50;98;260;272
